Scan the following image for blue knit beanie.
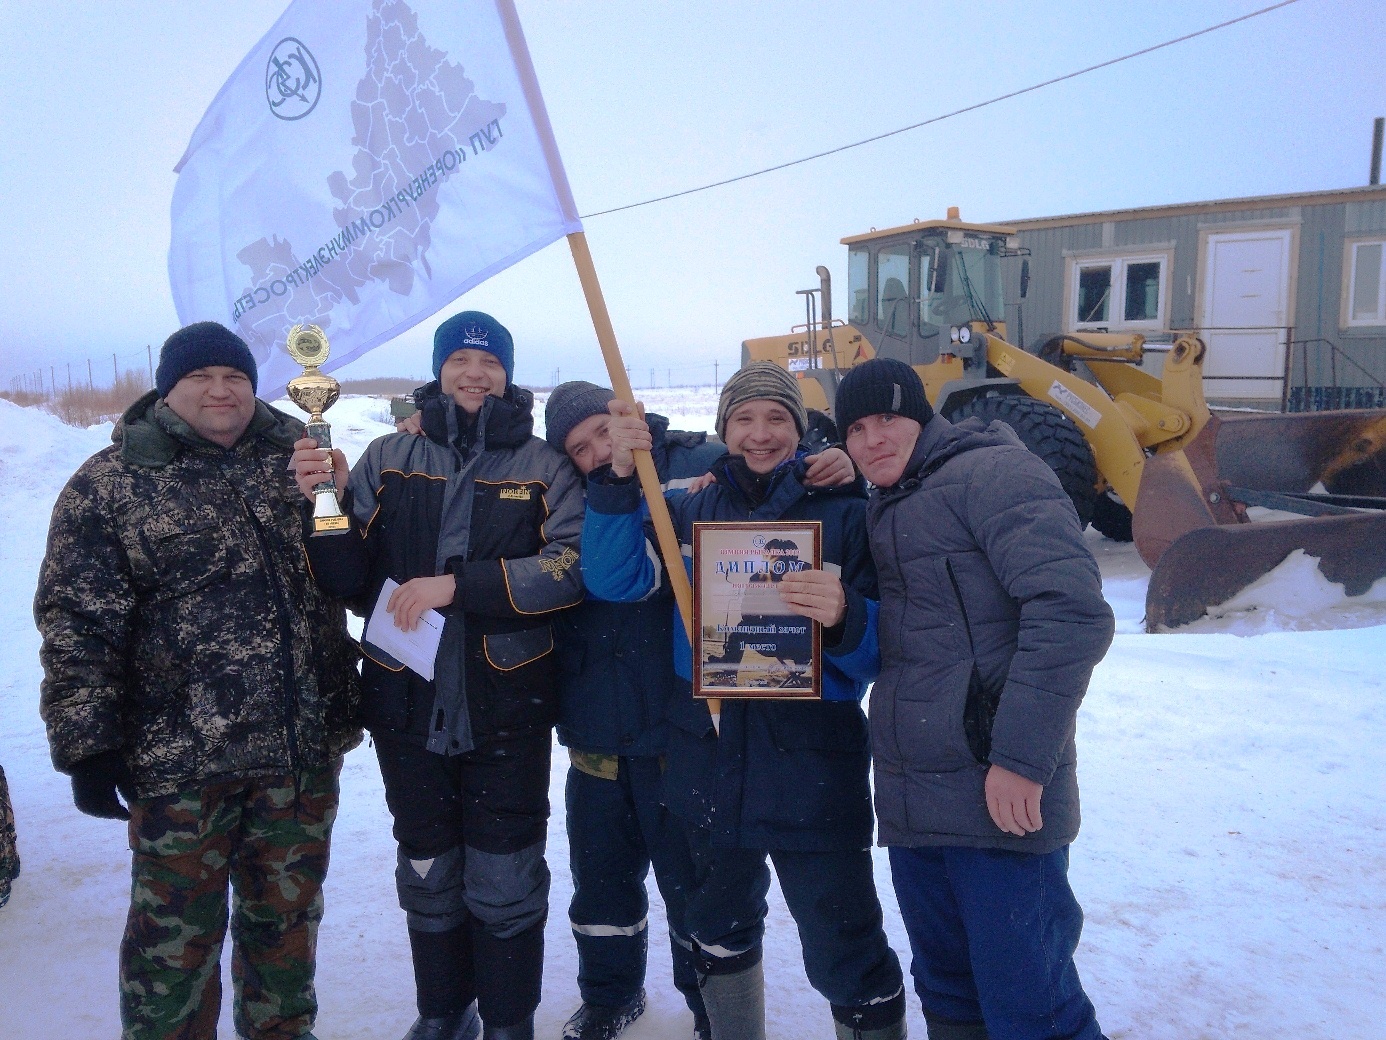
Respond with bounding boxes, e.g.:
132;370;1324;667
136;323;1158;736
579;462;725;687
433;311;514;384
155;322;258;398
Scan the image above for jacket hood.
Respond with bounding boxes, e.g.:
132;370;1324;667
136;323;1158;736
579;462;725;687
113;389;304;468
415;380;535;451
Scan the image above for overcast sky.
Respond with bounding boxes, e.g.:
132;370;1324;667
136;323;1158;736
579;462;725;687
1;0;1382;390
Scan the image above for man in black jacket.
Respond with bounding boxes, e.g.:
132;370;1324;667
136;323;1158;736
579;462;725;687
294;313;584;1040
837;359;1115;1040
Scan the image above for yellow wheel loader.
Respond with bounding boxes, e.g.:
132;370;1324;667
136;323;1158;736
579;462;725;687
742;212;1386;630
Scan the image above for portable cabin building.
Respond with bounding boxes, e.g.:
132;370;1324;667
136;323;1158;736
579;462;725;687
1003;185;1386;410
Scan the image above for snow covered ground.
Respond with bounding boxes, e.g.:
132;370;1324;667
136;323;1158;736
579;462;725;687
1;390;1383;1039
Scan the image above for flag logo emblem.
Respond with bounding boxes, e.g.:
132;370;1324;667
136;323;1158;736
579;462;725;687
266;38;322;121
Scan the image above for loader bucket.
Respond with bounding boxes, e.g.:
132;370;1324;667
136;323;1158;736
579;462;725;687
1143;511;1386;630
1210;410;1386;497
1133;408;1386;630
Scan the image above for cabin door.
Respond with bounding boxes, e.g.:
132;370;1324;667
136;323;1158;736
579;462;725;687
1199;228;1294;402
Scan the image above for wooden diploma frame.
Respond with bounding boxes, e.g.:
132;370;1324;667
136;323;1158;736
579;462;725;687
692;520;822;700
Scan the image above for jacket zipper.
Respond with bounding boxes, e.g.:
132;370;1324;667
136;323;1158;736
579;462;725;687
226;464;302;779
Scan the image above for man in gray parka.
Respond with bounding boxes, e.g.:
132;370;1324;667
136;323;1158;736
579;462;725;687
836;358;1115;1040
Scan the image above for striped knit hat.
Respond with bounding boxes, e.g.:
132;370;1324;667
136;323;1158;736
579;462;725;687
715;363;808;441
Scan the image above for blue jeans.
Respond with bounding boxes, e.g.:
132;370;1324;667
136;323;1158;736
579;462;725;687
888;845;1103;1040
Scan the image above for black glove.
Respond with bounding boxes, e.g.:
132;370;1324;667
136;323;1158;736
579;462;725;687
70;749;133;821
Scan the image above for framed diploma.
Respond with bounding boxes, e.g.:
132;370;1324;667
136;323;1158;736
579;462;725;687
692;521;822;700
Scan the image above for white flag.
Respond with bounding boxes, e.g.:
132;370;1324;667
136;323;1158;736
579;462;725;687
169;0;581;399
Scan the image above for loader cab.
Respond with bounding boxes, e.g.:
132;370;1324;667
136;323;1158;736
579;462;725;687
843;214;1021;370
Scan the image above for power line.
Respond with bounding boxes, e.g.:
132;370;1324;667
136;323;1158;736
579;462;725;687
580;0;1303;220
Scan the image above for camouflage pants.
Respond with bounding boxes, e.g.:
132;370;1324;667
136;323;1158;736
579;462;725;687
0;764;18;908
121;764;341;1040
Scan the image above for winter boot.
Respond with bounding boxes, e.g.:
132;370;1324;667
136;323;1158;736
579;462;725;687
401;1002;481;1040
697;961;765;1040
562;990;646;1039
692;1014;712;1040
482;1015;534;1040
833;992;909;1040
834;1017;908;1039
923;1017;988;1040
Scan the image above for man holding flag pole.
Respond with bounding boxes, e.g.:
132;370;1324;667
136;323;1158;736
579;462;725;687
170;0;716;1037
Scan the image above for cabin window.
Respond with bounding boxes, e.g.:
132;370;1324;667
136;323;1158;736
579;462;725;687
876;245;911;336
1069;253;1167;331
1346;239;1386;326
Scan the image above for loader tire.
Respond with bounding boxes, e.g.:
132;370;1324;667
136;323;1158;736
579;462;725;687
1090;491;1134;542
947;393;1099;526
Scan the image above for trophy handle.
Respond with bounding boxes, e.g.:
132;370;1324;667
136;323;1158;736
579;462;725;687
305;419;351;535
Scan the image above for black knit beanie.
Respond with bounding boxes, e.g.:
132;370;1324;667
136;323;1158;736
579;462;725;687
544;380;616;452
833;357;933;434
155;322;258;398
715;362;808;441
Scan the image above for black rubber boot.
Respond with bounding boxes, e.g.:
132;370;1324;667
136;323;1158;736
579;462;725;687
482;1016;534;1040
473;922;544;1033
409;923;477;1017
400;1002;481;1040
562;989;646;1039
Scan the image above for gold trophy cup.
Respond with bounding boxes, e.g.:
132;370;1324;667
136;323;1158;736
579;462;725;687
286;325;351;535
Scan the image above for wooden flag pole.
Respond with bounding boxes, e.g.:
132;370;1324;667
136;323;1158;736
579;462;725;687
566;231;720;730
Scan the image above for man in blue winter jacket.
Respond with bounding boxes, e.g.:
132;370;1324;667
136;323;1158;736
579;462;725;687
837;357;1116;1040
544;381;722;1040
579;364;907;1040
544;380;857;1040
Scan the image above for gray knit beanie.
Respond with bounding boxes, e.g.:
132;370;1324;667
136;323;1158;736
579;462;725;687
544;380;616;452
715;363;808;441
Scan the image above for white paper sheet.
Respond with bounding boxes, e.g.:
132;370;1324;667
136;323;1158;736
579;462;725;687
363;578;445;682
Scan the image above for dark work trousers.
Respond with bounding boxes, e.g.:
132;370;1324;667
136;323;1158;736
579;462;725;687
683;825;906;1029
888;845;1104;1040
566;758;706;1018
374;730;552;1029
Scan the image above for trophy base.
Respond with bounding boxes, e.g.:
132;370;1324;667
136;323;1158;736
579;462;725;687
311;489;351;536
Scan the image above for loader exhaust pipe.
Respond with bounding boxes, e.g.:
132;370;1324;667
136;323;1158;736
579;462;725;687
1372;117;1384;186
816;266;833;328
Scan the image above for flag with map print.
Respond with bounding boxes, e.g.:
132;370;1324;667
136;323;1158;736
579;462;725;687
168;0;581;399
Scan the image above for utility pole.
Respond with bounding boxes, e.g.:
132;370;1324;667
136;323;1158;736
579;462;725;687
713;361;719;388
667;367;671;387
113;353;118;385
67;362;72;392
50;366;55;396
147;345;154;387
88;358;93;389
649;367;655;389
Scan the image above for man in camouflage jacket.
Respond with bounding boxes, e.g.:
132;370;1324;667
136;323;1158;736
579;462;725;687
35;322;361;1040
